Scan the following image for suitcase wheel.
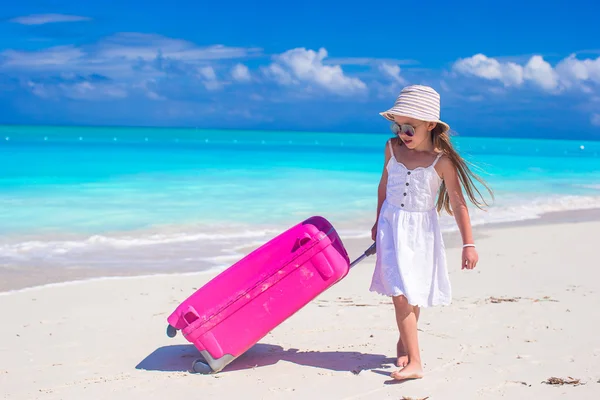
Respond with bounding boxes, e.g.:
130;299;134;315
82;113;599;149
166;324;177;338
192;359;213;375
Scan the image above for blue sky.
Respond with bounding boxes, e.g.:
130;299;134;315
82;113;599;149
1;1;599;139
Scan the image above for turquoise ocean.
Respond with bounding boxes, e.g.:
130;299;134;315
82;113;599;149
1;126;599;275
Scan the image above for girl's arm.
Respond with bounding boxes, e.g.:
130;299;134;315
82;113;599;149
438;156;478;269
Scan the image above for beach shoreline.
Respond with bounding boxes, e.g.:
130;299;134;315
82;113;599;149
1;208;599;399
2;207;600;294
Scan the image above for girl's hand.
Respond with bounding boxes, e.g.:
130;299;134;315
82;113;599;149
371;222;378;241
462;246;478;270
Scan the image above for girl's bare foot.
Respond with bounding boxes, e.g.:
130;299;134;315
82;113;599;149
396;337;409;368
390;360;424;381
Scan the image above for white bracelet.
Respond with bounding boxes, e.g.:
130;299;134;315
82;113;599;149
462;244;475;248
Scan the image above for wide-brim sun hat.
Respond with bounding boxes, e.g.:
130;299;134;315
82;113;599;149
379;84;450;133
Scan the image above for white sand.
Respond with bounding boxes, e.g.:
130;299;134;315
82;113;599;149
1;220;599;399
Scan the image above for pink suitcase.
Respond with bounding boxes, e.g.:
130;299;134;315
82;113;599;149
166;215;375;374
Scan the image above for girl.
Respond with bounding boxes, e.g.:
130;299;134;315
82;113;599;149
369;85;493;381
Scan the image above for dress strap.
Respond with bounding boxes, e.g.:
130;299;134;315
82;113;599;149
431;152;443;167
387;139;394;159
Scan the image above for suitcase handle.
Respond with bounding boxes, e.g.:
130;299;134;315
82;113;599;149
183;306;200;325
349;242;376;268
293;232;314;251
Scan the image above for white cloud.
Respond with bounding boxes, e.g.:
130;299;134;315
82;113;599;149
378;63;406;84
263;63;295;85
198;66;221;90
324;57;418;66
523;55;559;91
1;46;85;68
453;53;523;87
264;47;367;95
0;33;263;98
0;33;261;76
453;53;600;126
199;66;216;81
133;79;166;101
27;80;127;100
555;54;600;89
453;53;600;93
231;63;251;82
9;14;91;25
66;82;128;99
96;33;260;62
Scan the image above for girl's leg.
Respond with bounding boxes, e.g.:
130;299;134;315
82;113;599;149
396;305;420;368
391;295;424;380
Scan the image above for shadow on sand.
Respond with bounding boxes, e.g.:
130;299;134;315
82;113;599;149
136;342;396;375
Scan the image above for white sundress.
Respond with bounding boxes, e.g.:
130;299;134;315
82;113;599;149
369;140;452;307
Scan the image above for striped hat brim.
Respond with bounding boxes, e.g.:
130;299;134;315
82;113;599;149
380;84;450;133
380;110;450;133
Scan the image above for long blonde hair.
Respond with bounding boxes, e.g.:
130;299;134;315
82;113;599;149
395;125;494;215
432;125;494;215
